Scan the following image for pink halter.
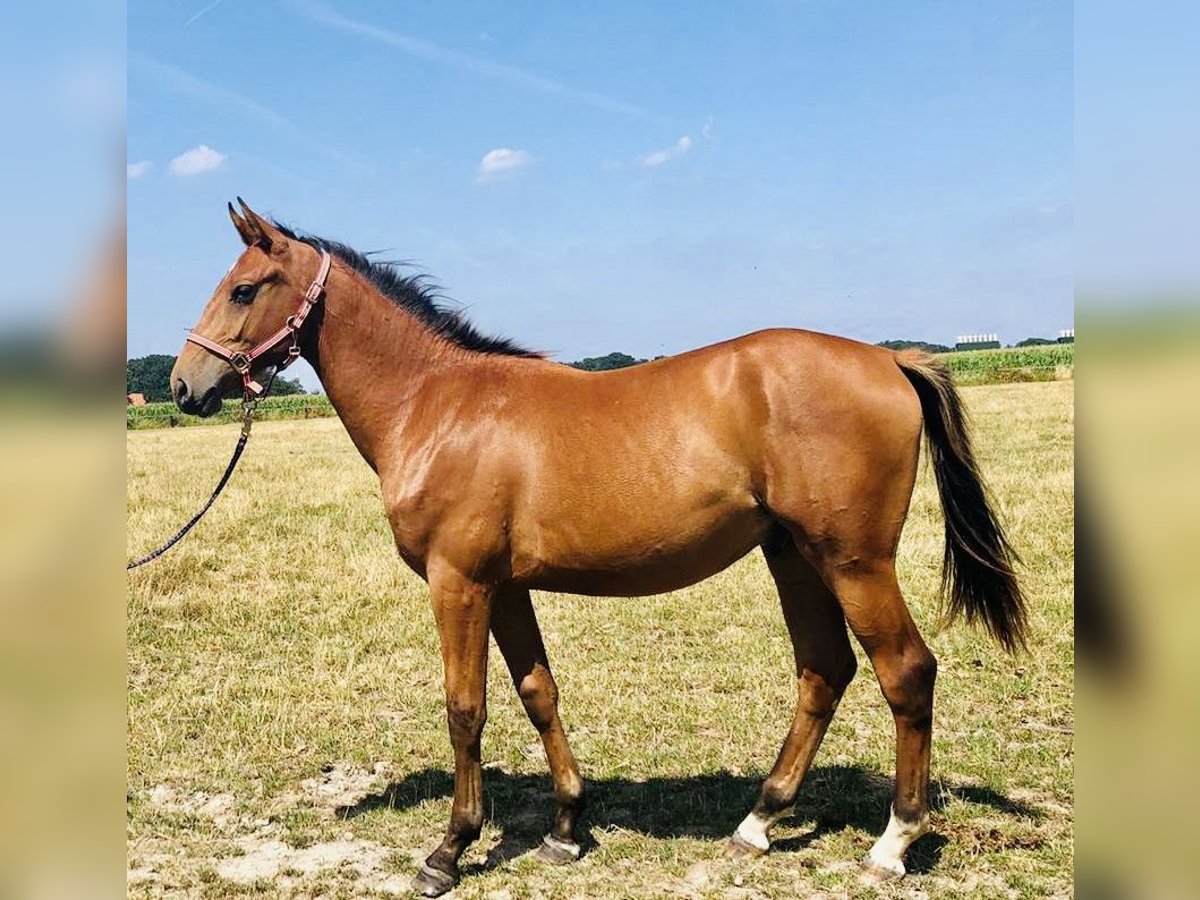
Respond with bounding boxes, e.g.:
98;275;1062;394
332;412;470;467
186;249;332;397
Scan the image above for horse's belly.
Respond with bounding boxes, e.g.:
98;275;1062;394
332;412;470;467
512;503;771;596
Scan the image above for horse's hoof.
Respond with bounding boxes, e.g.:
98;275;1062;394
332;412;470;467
411;863;457;897
724;834;766;861
535;833;581;865
859;857;905;885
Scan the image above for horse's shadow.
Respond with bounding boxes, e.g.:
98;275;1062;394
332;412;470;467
336;764;1040;877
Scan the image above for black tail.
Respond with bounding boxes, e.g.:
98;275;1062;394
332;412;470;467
895;351;1027;652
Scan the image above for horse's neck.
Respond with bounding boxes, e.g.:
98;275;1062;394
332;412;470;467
304;274;453;469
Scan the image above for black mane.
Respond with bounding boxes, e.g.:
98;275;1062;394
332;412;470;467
271;220;541;358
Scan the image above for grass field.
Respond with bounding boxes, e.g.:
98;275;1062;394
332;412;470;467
126;380;1074;898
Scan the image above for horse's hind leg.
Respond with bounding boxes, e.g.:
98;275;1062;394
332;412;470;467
726;536;857;859
820;560;937;883
491;588;586;863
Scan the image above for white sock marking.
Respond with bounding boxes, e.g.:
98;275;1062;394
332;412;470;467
734;811;771;850
734;805;794;851
866;805;928;876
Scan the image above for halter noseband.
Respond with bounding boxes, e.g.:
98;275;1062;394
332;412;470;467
186;249;332;397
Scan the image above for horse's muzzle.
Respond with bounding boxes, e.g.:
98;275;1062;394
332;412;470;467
174;378;223;417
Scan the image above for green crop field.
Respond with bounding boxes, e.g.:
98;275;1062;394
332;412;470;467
127;394;337;430
938;344;1074;385
126;380;1074;898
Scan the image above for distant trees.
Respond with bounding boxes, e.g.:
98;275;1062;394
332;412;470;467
126;355;176;402
568;352;647;371
880;336;1065;352
126;354;308;400
263;375;308;396
876;339;953;353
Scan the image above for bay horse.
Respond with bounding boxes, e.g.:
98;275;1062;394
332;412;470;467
169;200;1026;896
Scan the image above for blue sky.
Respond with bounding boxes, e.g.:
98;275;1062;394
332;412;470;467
128;1;1071;382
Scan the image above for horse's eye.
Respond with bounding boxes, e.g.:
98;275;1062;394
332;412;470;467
231;283;259;304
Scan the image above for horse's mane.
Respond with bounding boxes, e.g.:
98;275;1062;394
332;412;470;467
271;220;542;359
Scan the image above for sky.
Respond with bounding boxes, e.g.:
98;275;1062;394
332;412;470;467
127;1;1072;385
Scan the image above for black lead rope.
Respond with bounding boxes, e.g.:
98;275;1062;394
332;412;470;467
127;395;259;570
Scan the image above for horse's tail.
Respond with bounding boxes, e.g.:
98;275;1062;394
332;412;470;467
894;350;1027;652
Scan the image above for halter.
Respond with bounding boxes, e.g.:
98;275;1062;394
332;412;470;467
185;249;332;397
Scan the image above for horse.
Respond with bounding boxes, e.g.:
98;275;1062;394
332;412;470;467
169;199;1026;896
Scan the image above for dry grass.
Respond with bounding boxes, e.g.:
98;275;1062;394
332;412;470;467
127;381;1073;898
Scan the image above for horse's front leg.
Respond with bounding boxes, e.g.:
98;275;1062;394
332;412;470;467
412;563;495;898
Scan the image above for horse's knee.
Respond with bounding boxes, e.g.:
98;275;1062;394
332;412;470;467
446;697;487;745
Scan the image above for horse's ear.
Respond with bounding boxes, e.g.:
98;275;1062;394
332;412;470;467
236;197;289;256
228;202;258;247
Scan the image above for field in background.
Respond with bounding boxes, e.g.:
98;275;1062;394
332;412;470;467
127;344;1074;429
942;344;1073;385
127;381;1074;898
127;393;337;429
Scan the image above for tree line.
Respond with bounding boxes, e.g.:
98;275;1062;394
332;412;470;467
878;336;1064;353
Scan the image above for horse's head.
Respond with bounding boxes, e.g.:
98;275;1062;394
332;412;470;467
171;199;325;416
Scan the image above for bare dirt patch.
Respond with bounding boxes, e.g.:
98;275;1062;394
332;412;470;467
132;764;428;896
216;836;410;894
283;760;393;815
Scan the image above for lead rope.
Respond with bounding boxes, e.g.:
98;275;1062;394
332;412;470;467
126;388;266;570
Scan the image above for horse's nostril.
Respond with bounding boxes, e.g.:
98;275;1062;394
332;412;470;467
174;378;189;403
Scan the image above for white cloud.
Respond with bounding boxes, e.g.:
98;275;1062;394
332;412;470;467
477;148;533;181
640;135;692;168
168;144;226;177
127;160;153;179
701;116;715;140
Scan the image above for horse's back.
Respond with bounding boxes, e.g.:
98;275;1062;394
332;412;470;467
553;327;922;456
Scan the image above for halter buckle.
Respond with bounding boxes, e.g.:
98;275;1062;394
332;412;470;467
229;351;252;373
304;281;325;303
